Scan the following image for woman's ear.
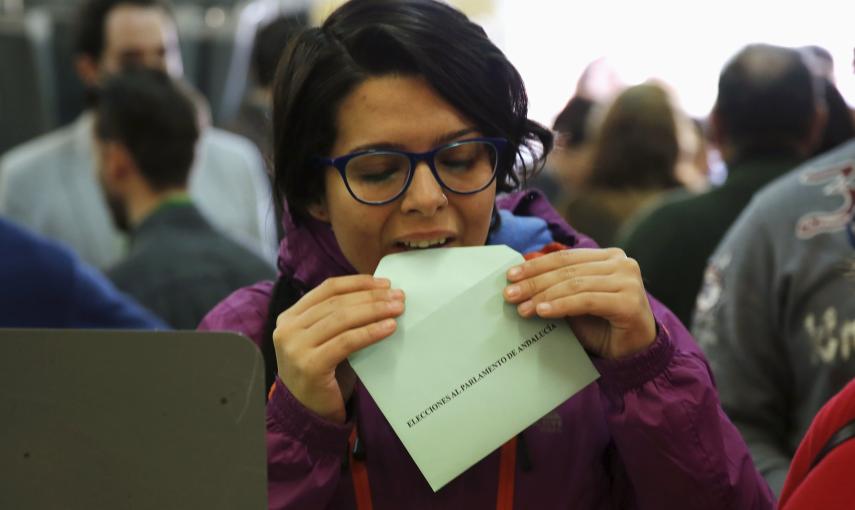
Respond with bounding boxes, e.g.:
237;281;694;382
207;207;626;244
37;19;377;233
307;200;330;222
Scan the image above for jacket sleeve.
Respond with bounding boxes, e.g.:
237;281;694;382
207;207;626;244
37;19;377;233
595;297;776;510
691;203;792;495
266;379;353;510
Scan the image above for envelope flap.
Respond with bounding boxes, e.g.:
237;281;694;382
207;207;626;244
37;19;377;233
373;245;523;329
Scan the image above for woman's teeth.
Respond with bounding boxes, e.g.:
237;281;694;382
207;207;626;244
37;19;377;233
401;238;448;249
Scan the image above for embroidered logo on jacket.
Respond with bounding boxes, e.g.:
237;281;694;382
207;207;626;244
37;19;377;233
805;307;855;365
796;161;855;239
693;252;732;349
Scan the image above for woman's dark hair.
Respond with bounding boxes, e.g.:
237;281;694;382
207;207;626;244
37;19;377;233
271;0;552;223
587;83;681;190
262;0;552;389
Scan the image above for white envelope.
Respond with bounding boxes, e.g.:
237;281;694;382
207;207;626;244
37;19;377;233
349;245;599;491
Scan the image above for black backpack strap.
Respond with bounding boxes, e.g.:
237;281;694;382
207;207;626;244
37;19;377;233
262;275;306;390
810;418;855;470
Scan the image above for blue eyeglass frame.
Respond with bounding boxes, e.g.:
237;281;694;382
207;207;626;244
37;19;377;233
315;136;509;205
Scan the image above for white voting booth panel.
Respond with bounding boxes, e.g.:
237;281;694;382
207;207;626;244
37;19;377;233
0;329;267;510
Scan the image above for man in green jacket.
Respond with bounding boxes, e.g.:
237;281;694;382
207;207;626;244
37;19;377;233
95;68;274;329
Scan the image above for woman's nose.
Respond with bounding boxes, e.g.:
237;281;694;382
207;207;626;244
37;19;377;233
400;162;447;216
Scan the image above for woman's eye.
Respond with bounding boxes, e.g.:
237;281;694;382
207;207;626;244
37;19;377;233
440;157;477;171
348;154;408;184
358;168;398;182
438;143;489;172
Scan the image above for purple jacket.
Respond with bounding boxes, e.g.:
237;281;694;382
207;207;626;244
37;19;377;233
199;191;775;509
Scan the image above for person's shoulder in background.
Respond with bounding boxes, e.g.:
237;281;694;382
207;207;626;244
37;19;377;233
0;217;165;329
0;116;94;237
1;121;78;171
750;139;855;222
201;127;267;167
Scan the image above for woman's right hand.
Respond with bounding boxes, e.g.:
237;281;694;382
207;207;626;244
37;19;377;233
272;275;405;424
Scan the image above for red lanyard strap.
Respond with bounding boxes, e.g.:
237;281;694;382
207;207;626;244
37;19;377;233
496;436;518;510
350;428;517;510
349;428;374;510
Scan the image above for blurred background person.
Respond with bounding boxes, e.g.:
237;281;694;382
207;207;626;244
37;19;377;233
673;116;712;193
812;78;855;157
799;45;855;156
527;56;625;205
226;13;306;241
95;67;275;329
692;45;855;499
226;13;305;168
619;44;826;327
559;82;700;247
1;217;165;329
529;95;596;204
801;44;836;84
573;56;625;103
0;0;277;270
692;135;855;497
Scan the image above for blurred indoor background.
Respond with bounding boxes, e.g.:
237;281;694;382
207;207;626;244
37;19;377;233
0;0;852;156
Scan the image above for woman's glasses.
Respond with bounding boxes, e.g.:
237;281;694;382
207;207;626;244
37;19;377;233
316;137;507;205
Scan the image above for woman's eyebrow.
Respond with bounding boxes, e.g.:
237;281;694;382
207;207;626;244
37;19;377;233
347;128;479;154
432;128;479;146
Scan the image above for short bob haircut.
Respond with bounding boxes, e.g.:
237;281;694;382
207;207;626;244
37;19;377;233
587;83;682;190
271;0;552;222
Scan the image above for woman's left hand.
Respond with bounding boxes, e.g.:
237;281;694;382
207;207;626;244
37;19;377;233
503;247;656;359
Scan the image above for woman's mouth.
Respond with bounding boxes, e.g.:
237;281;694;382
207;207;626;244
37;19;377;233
396;237;453;250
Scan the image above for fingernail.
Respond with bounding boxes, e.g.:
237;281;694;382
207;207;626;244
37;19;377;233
388;300;403;312
506;285;520;298
518;301;533;315
380;319;396;331
507;266;522;279
536;302;553;314
389;289;404;300
374;277;391;287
